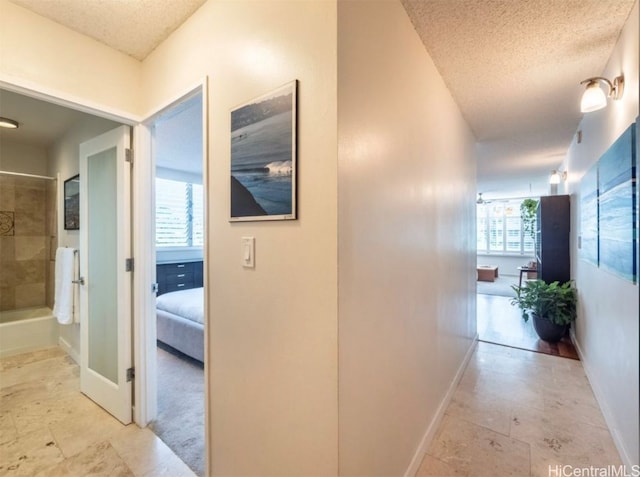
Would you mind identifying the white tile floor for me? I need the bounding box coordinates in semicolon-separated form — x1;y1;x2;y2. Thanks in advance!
0;347;195;477
417;341;622;477
1;343;623;477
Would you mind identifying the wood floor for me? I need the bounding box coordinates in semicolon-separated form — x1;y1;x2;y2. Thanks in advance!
477;293;579;360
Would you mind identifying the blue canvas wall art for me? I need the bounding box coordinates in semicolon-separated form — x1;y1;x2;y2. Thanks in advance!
597;123;636;282
580;163;599;266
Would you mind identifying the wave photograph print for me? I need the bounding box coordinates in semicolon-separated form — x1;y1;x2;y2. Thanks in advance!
230;80;297;221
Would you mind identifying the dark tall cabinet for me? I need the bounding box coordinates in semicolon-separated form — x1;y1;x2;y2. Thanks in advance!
536;195;570;284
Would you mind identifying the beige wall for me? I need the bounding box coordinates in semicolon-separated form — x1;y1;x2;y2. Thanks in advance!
0;1;141;117
337;2;477;475
142;1;339;475
0;141;48;176
566;0;639;466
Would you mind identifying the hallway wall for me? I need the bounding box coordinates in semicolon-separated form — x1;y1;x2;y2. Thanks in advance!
565;0;639;466
337;2;477;475
141;1;339;475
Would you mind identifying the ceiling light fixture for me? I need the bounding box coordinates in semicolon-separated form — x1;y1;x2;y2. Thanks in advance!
549;170;567;185
580;75;624;113
476;193;485;204
0;117;19;129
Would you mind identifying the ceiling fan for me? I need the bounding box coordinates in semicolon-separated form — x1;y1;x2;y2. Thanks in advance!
476;193;491;204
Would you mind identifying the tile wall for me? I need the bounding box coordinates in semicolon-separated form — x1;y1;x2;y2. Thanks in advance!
0;175;57;311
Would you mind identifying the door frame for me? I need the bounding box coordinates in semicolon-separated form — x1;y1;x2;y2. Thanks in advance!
0;77;210;459
134;78;209;429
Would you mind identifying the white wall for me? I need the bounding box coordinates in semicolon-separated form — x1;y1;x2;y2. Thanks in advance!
337;2;477;475
47;116;122;361
0;2;142;117
565;0;639;466
0;141;48;175
142;1;339;475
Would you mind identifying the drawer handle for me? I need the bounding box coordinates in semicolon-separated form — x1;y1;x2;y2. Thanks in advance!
177;274;185;278
177;283;185;287
177;264;186;268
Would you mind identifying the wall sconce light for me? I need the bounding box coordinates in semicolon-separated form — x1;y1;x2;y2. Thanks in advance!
580;75;624;113
0;117;19;129
549;170;567;185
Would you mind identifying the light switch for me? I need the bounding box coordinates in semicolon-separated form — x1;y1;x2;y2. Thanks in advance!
242;237;255;268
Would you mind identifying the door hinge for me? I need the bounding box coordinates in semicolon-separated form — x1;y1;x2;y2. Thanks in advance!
125;258;134;272
126;367;135;382
125;148;133;164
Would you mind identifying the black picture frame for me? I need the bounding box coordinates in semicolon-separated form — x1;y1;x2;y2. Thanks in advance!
64;174;80;230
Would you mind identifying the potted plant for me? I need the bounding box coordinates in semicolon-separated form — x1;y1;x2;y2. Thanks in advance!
520;198;539;277
510;280;577;342
520;198;538;244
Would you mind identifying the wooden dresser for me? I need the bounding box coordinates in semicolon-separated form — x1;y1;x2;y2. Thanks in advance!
536;195;570;284
156;261;203;295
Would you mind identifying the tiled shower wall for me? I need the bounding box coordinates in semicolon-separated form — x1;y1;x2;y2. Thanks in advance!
0;175;57;311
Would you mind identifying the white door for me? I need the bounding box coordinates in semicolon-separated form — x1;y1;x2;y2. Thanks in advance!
79;125;133;424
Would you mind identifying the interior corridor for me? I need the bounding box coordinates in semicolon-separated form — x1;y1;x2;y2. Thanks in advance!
417;341;621;476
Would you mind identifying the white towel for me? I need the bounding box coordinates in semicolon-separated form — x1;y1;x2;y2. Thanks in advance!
53;247;75;325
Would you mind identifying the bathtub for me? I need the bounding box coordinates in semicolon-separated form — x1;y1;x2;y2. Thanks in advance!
0;307;58;358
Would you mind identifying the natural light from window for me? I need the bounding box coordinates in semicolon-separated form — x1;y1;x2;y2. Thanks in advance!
156;177;204;248
477;198;535;254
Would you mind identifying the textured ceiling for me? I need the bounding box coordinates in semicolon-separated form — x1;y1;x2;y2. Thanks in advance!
3;0;635;198
0;89;115;147
7;0;207;60
402;0;635;198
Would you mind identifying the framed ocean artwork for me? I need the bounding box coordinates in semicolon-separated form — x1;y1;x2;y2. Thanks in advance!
580;163;599;266
229;81;297;222
597;123;636;282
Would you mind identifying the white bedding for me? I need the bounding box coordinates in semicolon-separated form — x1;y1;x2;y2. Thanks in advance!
156;287;204;325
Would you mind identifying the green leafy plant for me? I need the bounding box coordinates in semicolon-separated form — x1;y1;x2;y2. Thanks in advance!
520;198;539;243
511;280;577;325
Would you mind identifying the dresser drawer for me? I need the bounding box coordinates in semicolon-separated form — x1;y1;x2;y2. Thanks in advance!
156;261;203;296
160;262;193;273
165;271;194;284
159;281;193;294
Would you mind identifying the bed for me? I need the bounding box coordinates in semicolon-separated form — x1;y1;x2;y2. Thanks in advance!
156;287;204;362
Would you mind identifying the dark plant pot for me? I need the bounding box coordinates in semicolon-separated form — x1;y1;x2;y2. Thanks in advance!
532;313;567;342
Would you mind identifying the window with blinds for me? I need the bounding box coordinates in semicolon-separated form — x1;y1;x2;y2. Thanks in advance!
477;198;536;254
156;178;204;247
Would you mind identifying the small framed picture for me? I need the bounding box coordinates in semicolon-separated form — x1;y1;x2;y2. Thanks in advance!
64;174;80;230
230;80;297;221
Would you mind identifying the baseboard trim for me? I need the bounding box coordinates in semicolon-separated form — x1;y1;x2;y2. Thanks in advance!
58;336;79;364
571;330;634;468
404;334;479;477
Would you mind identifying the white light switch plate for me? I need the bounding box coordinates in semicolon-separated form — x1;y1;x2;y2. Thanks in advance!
242;237;255;268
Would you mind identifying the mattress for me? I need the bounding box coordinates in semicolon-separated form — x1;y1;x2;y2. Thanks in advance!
155;287;204;325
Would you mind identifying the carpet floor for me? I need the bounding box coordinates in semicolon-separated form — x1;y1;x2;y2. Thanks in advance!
150;342;205;477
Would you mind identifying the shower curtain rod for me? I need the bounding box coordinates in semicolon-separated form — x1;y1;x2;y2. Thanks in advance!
0;170;56;180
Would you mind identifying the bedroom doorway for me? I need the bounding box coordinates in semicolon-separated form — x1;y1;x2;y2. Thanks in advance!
147;88;207;477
